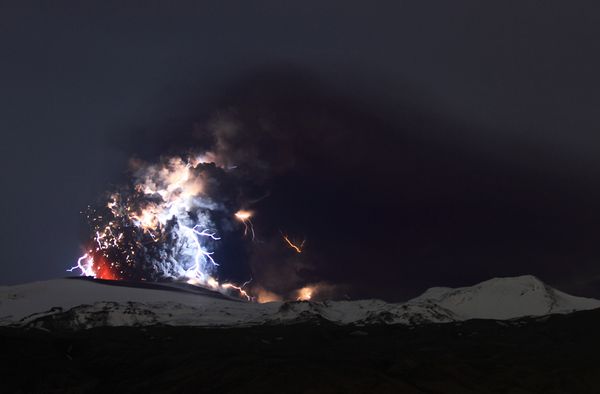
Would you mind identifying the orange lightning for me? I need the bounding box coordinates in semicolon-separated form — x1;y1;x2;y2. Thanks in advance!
222;282;252;301
282;234;305;253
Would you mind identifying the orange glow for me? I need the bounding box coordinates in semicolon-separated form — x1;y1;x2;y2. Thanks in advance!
234;210;252;221
234;210;255;239
129;205;160;232
256;288;282;303
296;286;314;301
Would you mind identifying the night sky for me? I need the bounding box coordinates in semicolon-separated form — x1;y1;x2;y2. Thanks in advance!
2;1;600;301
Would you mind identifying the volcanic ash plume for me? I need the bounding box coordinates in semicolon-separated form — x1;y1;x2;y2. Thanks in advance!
68;101;351;302
69;154;249;297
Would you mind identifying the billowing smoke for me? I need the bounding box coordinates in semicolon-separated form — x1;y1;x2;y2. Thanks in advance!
69;107;328;300
70;153;252;295
70;75;372;301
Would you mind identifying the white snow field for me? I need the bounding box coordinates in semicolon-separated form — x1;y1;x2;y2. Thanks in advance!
1;275;598;329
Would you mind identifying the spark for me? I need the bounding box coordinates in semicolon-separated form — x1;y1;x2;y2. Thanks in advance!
235;210;255;240
282;234;305;253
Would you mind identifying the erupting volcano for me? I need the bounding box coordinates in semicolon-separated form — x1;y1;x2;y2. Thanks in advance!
68;154;253;298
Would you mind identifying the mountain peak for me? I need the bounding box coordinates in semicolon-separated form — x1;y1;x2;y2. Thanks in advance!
410;275;600;320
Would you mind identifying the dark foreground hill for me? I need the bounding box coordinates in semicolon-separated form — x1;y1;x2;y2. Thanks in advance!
2;307;600;394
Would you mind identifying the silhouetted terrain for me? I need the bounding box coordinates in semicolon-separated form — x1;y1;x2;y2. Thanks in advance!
2;308;600;393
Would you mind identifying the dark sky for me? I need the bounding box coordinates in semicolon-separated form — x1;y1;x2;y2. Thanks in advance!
2;1;600;301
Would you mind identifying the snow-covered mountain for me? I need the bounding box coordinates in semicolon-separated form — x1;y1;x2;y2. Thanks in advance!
1;275;598;329
407;275;600;320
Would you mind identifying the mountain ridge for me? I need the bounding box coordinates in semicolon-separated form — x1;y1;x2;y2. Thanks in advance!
2;275;598;329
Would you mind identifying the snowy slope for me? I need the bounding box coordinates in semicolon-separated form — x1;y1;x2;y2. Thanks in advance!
0;279;278;328
408;275;600;320
0;278;456;328
1;275;598;329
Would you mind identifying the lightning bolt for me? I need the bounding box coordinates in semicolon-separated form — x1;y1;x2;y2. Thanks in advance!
67;253;95;277
222;278;252;301
181;225;221;282
282;234;305;253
